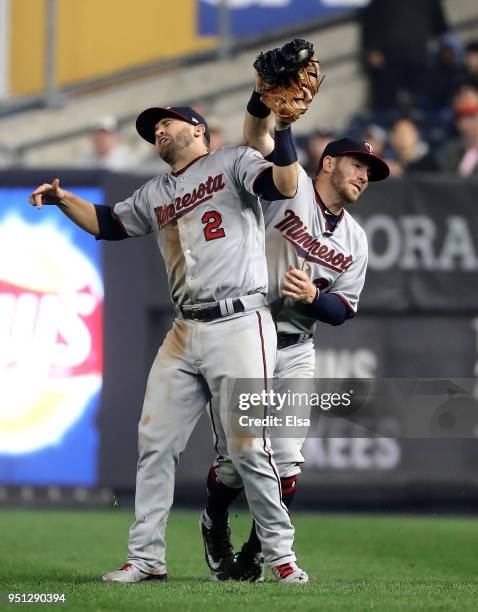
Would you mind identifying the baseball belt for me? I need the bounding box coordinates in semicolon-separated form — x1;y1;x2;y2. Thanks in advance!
179;293;266;322
277;332;313;350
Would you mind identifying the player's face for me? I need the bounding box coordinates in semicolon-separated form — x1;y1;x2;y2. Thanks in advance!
330;156;370;204
154;118;195;164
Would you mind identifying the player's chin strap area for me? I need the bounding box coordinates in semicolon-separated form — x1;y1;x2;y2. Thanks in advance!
179;293;266;322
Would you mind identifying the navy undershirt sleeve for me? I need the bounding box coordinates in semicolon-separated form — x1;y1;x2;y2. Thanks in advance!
300;291;352;326
254;168;289;200
95;205;128;241
254;129;297;200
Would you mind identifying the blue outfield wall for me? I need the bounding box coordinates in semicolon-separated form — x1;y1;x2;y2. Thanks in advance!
197;0;365;37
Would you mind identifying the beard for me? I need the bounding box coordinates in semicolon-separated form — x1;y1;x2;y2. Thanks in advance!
157;126;194;165
330;164;360;204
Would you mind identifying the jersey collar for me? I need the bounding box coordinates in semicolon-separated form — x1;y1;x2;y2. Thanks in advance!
171;153;209;177
313;183;345;236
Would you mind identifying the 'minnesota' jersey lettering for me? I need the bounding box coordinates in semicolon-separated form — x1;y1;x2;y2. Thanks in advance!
112;146;272;306
262;166;368;335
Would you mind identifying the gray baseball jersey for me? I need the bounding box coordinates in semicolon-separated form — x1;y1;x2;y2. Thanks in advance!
112;146;271;305
262;165;368;335
213;165;368;490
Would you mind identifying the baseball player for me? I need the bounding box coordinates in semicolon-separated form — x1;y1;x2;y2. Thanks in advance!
29;105;310;584
199;88;390;582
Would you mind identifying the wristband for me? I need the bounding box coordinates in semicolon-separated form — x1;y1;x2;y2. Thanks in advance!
273;126;298;167
247;90;271;118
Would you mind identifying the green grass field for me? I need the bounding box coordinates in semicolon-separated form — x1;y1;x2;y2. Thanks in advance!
1;509;477;611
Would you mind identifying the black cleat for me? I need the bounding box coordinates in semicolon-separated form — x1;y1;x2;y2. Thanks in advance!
199;510;235;581
231;540;264;582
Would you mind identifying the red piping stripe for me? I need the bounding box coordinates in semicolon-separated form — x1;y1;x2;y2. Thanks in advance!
313;184;345;231
256;311;288;514
208;400;219;454
171;153;209;176
333;291;356;315
112;207;129;236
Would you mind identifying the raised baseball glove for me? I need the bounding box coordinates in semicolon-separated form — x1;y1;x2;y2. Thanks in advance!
253;39;324;123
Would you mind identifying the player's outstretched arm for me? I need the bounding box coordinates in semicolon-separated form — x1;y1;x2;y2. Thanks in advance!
29;178;100;236
271;118;298;198
252;118;299;199
246;76;314;198
243;76;275;158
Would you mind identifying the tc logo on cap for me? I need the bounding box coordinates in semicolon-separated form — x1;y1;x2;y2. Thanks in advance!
364;142;374;153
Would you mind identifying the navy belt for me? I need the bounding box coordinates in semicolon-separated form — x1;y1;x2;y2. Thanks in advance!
180;299;245;322
277;333;313;350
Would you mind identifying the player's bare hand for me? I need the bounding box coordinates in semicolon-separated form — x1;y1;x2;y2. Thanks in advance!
29;178;67;209
294;86;313;109
254;71;265;94
281;265;317;304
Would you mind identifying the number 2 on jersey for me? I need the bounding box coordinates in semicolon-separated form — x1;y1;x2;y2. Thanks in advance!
202;210;226;241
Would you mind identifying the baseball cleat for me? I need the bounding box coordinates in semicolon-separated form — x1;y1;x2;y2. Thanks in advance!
101;562;167;583
272;561;309;584
230;540;264;582
199;509;235;580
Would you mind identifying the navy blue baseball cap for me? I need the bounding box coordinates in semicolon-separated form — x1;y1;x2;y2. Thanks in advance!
319;137;390;181
136;106;210;143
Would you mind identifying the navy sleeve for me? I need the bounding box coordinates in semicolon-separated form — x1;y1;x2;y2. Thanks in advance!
300;291;353;326
95;205;129;241
254;128;297;199
254;167;292;200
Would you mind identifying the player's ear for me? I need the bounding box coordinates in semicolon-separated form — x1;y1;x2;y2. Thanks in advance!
194;124;206;140
322;155;335;173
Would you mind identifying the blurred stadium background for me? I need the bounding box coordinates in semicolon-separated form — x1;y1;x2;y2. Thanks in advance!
1;0;478;517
